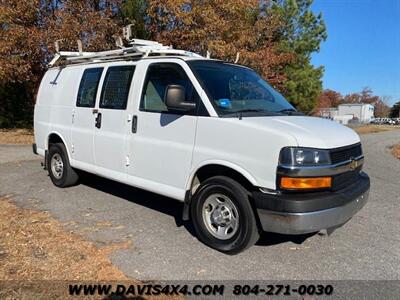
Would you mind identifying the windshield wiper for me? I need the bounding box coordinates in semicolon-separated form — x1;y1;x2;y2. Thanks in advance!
277;108;303;116
234;109;264;113
232;109;264;120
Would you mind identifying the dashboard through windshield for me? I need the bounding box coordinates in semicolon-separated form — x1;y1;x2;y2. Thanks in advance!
188;60;296;117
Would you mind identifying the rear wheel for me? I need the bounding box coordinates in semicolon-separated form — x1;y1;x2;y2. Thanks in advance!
47;143;79;187
191;176;260;254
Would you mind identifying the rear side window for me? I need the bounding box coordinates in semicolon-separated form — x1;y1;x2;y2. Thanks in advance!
100;66;135;109
76;68;103;107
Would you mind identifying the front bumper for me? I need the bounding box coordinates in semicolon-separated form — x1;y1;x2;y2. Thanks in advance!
253;172;370;235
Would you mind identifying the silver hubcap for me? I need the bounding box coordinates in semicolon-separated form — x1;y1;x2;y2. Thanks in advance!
202;193;239;240
50;153;64;180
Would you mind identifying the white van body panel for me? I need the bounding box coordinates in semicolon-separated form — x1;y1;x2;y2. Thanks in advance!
70;67;100;169
34;67;79;157
191;117;298;189
34;57;362;201
256;116;361;149
186;158;259;191
125;59;204;200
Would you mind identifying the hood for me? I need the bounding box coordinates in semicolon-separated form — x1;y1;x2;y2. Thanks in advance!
238;116;360;149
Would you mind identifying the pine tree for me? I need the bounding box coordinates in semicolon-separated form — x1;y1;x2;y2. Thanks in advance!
119;0;148;39
390;101;400;118
270;0;327;113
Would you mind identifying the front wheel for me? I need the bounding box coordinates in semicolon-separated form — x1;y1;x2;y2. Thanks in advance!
190;176;260;254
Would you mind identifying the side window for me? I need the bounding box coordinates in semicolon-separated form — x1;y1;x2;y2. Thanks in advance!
140;63;200;114
100;66;135;109
76;68;103;107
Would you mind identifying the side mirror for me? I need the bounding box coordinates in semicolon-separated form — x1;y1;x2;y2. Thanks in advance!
164;85;196;111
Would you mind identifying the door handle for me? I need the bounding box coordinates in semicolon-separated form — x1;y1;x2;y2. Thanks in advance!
132;115;138;133
95;112;102;129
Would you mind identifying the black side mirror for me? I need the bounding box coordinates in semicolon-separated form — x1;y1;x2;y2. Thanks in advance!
164;84;196;111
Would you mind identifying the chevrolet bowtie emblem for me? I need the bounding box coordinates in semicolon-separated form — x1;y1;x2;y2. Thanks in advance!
350;158;358;170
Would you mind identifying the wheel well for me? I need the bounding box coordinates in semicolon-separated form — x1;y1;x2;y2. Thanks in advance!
48;133;63;148
182;164;260;222
190;164;255;195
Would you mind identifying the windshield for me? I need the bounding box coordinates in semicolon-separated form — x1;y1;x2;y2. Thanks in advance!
188;60;295;116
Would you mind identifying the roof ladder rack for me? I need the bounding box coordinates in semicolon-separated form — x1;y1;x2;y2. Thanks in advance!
48;26;204;67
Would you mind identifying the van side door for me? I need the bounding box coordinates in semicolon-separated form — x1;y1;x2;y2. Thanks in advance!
71;67;103;169
93;65;136;181
126;61;206;200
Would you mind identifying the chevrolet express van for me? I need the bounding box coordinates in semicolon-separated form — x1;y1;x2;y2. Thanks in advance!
33;40;370;254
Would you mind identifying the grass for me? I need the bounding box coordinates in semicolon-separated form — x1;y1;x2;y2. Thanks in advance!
0;196;183;300
351;124;400;135
0;195;180;299
0;195;130;298
0;128;34;144
0;195;131;281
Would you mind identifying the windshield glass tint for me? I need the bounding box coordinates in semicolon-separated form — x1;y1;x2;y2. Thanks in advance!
188;60;294;116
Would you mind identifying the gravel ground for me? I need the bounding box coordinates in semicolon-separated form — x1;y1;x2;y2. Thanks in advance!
0;130;399;280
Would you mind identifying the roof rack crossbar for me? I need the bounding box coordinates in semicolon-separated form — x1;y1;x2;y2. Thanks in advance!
48;37;204;67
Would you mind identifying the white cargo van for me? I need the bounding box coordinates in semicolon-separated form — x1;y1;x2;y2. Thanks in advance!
33;39;369;254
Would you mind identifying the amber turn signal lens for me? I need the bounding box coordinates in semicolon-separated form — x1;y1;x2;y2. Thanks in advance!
280;177;332;190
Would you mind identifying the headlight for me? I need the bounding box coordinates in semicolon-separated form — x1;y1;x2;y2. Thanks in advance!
279;147;331;166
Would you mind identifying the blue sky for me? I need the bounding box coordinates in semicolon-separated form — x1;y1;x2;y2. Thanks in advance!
311;0;400;105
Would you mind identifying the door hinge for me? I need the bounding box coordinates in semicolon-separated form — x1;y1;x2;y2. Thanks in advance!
71;144;74;153
125;155;130;166
72;110;75;123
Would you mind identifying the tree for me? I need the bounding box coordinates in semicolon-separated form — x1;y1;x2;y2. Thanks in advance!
342;87;379;104
0;0;121;127
390;101;400;118
119;0;148;38
147;0;294;87
313;87;392;118
342;88;390;118
374;97;391;118
1;0;328;127
146;0;327;113
270;0;327;113
312;89;342;115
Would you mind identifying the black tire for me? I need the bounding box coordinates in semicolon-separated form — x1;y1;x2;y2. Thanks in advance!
190;176;260;254
47;143;79;187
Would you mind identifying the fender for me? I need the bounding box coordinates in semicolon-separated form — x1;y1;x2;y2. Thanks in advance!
46;131;72;162
182;160;258;221
185;159;258;191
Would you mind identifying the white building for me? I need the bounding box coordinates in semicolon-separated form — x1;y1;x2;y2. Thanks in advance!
338;103;374;123
319;103;374;125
